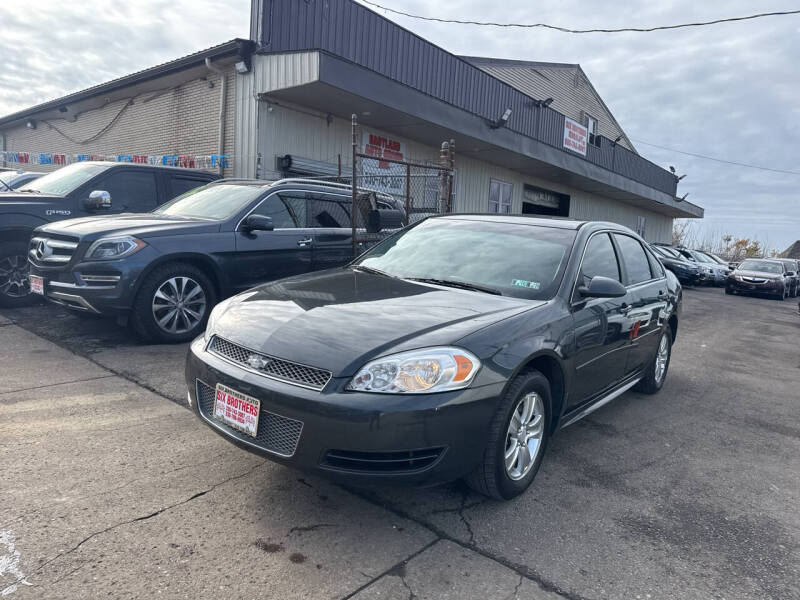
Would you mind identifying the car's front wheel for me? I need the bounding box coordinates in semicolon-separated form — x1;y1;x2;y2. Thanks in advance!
634;328;672;394
0;242;37;308
466;370;551;500
131;262;216;343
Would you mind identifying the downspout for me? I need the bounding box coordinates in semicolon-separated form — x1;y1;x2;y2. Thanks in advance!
205;58;227;176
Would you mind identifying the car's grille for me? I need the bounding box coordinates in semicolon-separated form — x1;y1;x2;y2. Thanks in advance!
742;277;767;284
208;336;332;391
322;448;445;473
29;235;79;265
196;380;303;457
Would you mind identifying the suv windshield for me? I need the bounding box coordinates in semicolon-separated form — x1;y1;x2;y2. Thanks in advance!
690;250;714;263
739;260;783;274
154;183;264;220
652;245;679;259
356;218;576;299
18;162;109;195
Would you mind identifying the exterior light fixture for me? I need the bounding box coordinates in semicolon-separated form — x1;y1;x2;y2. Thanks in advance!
541;97;553;107
489;108;512;129
235;60;250;74
26;119;36;130
613;135;623;144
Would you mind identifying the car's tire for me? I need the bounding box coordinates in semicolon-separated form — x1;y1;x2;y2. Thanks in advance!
634;328;672;395
0;242;37;308
466;370;551;500
130;262;216;344
724;287;733;295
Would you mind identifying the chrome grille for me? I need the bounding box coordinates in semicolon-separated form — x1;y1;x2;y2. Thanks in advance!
29;236;78;264
208;336;332;390
196;380;303;457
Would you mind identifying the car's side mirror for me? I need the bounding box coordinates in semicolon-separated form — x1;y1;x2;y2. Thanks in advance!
577;276;627;299
241;214;274;232
85;190;111;210
366;208;405;233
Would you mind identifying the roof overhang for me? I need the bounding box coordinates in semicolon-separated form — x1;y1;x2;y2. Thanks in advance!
261;51;702;219
0;39;255;130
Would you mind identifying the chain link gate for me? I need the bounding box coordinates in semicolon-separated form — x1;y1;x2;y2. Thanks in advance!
349;114;454;257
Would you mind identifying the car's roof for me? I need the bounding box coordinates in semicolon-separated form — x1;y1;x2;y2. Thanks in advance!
74;161;217;175
434;213;637;233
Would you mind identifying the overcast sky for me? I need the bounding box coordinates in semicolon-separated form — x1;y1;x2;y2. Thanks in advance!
1;0;798;250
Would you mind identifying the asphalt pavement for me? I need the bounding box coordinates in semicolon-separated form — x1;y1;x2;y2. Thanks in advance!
1;286;798;599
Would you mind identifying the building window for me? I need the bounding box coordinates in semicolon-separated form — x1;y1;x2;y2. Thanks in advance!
522;184;570;217
585;114;600;148
489;179;512;213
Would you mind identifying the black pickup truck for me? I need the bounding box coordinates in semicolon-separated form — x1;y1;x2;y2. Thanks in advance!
0;161;217;307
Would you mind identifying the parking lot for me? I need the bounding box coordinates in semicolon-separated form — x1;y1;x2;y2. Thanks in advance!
1;285;798;600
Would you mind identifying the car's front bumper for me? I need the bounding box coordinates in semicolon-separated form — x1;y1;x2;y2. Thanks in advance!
29;255;149;316
726;278;783;295
185;337;504;487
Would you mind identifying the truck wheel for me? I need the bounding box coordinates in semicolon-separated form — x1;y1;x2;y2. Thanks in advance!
0;242;37;308
466;370;551;500
130;262;216;344
634;328;672;395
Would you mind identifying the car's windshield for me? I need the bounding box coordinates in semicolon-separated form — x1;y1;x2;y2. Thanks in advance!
153;183;264;220
652;245;680;259
0;171;19;190
702;252;727;265
690;250;714;263
17;162;109;195
739;260;783;274
355;218;576;299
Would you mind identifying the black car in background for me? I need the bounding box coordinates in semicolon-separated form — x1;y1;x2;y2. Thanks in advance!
650;244;701;285
773;258;800;297
29;178;402;343
726;258;792;300
187;216;681;500
0;161;217;307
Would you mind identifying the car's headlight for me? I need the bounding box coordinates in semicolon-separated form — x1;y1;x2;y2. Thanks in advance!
347;347;480;394
734;275;743;281
85;236;146;260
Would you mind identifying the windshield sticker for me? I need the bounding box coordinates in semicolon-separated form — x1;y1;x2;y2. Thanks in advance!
512;279;541;290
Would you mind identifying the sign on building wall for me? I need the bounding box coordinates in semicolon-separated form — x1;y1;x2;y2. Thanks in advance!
563;118;588;156
361;131;407;195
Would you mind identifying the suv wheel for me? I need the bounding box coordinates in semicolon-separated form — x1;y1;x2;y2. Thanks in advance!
131;263;216;343
466;370;551;500
635;328;672;394
0;242;36;308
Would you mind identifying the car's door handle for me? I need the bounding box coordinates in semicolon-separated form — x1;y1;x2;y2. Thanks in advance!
658;289;664;296
297;238;313;247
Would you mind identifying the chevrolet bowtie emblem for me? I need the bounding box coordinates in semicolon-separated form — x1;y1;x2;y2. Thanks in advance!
246;354;268;370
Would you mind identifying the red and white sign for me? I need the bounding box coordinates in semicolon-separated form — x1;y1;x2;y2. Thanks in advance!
214;384;260;438
563;117;588;156
362;131;407;195
29;274;44;295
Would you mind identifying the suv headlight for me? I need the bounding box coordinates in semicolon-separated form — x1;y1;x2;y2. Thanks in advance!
347;347;480;394
85;236;146;260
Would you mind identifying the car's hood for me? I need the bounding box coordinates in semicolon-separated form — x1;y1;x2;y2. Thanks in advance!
735;269;781;280
663;258;697;269
0;192;63;205
211;268;542;377
36;213;220;240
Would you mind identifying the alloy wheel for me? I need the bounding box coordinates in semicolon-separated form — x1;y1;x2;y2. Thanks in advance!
0;254;30;298
151;276;207;334
655;333;669;384
504;392;545;481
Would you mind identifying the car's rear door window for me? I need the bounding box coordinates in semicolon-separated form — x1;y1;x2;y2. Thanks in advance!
614;234;653;285
307;194;351;228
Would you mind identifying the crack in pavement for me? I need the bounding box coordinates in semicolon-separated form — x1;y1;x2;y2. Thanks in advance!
0;375;117;397
287;523;336;537
343;486;592;600
5;461;266;592
339;538;438;600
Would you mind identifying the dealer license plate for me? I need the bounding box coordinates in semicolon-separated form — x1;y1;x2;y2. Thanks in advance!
214;383;260;438
29;274;44;295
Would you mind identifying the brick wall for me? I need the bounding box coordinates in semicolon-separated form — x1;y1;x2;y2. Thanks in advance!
1;65;236;177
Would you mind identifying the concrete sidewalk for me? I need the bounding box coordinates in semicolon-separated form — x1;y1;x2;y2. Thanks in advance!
0;322;559;599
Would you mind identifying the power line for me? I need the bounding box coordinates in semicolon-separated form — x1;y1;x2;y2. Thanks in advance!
358;1;800;34
631;139;800;176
